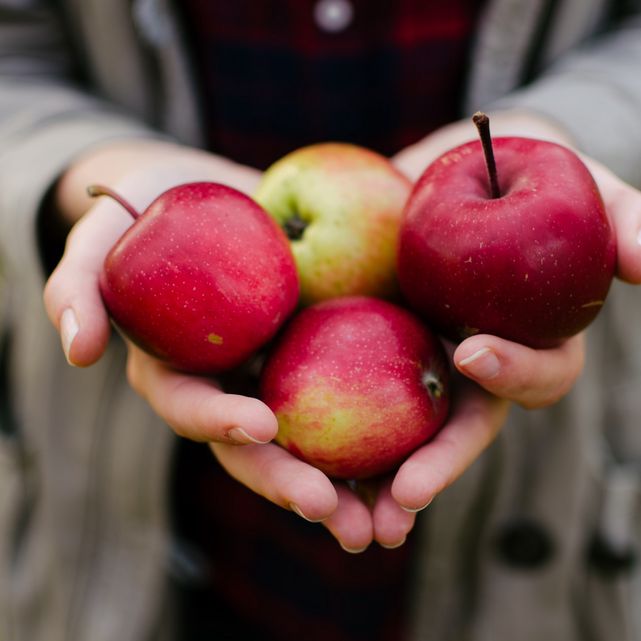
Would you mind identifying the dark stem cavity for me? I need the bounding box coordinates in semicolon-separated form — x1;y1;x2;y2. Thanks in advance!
283;212;308;241
472;111;501;199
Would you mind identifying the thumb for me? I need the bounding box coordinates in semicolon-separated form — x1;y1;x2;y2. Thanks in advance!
584;159;641;284
43;201;133;366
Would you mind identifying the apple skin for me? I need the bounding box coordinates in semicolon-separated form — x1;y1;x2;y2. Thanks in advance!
259;296;450;480
254;143;412;306
397;137;617;348
100;182;299;374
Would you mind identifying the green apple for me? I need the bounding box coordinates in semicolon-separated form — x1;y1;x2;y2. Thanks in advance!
255;143;412;306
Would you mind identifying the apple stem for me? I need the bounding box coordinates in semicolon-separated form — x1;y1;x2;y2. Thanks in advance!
87;184;141;219
283;212;308;241
472;112;501;199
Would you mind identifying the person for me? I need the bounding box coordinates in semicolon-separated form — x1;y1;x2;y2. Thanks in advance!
1;1;641;640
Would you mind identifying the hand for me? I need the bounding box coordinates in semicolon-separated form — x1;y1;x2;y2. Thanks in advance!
394;109;641;408
42;138;509;552
100;327;510;553
210;375;509;551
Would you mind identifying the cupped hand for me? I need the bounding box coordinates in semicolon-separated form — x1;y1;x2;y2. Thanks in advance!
351;113;641;546
210;374;509;551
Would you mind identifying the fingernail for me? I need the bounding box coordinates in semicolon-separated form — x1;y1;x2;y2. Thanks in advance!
289;503;325;523
60;308;79;365
227;427;271;445
339;542;369;554
401;497;433;513
380;537;407;550
637;228;641;246
457;347;500;380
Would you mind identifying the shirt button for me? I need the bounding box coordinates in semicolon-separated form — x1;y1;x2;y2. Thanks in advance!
587;533;637;578
314;0;354;33
494;517;555;569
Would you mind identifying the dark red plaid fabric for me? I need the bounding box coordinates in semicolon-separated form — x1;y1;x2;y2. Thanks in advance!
171;2;485;639
176;0;487;169
171;439;418;641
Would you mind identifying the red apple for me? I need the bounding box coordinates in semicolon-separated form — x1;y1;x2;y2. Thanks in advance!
398;113;616;348
255;143;412;306
93;182;299;374
260;296;450;480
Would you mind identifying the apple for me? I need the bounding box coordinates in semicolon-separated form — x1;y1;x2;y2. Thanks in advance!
254;143;412;306
259;296;450;480
91;182;299;374
397;112;616;348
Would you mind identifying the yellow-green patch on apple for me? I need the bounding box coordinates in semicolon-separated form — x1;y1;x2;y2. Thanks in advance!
255;143;412;306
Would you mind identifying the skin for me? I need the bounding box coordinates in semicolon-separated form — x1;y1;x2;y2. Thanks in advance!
44;110;641;551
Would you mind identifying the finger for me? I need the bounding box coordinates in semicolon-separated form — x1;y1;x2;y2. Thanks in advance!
43;202;133;366
211;441;338;523
322;483;375;553
126;345;278;444
453;333;584;409
606;179;641;284
585;160;641;284
371;481;416;549
392;384;509;511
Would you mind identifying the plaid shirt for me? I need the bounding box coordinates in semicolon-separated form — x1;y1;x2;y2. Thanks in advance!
172;2;485;639
176;0;486;169
172;439;417;641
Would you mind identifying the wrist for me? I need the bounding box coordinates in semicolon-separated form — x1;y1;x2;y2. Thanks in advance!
54;139;262;226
